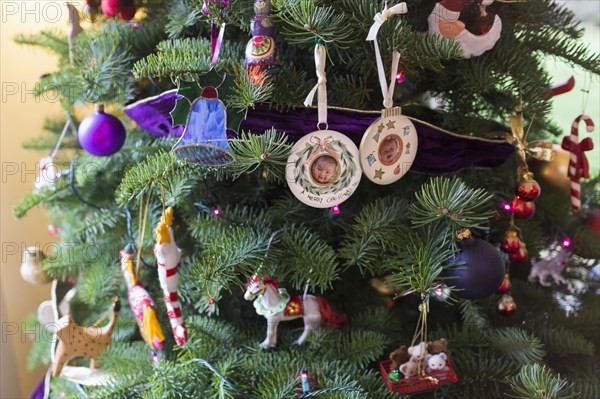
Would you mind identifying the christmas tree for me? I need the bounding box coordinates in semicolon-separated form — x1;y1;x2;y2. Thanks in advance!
15;0;600;398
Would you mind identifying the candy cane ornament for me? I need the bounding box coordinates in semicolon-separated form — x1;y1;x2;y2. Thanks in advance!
154;207;188;347
562;115;595;212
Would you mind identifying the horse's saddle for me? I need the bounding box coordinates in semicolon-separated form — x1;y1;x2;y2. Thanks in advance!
254;288;304;317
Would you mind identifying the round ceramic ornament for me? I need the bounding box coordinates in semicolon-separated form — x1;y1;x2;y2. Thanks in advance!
286;130;361;208
360;107;418;184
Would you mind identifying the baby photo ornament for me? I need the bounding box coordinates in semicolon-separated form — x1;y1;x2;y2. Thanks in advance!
286;130;361;208
359;107;418;184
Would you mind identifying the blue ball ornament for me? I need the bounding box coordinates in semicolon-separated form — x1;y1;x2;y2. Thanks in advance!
441;237;505;299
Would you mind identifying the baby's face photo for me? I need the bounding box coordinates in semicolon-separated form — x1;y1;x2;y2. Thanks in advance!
378;135;402;166
311;155;339;185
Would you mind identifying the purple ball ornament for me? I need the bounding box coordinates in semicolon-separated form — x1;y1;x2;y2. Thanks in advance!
441;237;505;300
78;104;126;156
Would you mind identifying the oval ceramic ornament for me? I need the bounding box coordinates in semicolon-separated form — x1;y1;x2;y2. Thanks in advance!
286;130;361;208
359;107;418;184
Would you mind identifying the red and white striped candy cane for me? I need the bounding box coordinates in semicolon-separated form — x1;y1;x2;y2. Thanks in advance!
154;208;188;347
565;115;595;212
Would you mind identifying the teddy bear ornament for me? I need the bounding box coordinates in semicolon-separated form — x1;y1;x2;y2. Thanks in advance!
381;338;458;394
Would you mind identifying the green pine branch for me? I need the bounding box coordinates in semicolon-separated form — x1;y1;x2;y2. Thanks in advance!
508;363;578;399
488;328;545;365
13;29;69;60
410;176;494;233
225;62;275;110
275;0;353;46
459;299;490;329
279;226;340;292
227;130;291;183
386;225;456;295
115;150;199;204
13;179;71;219
537;327;595;357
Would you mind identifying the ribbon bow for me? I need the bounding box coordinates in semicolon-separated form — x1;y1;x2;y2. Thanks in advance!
366;3;407;109
366;3;408;41
304;44;328;127
508;113;555;173
561;136;594;179
306;136;339;164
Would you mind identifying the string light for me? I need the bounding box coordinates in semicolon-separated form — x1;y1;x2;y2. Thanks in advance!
501;202;513;212
395;72;405;84
331;205;341;215
562;238;571;248
249;66;267;85
212;208;221;217
301;370;311;393
151;351;160;363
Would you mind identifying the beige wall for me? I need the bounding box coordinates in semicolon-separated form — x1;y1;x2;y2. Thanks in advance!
1;3;68;398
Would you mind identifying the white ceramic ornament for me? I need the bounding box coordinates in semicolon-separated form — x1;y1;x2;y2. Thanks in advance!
286;130;361;208
427;0;502;58
359;108;417;184
21;247;51;285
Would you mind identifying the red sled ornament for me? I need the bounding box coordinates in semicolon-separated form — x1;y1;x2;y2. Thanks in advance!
380;359;458;394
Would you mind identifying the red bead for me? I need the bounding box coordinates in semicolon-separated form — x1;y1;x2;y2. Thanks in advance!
119;4;136;20
497;294;516;316
516;176;541;202
101;0;120;17
496;274;511;294
509;244;528;264
208;298;215;305
501;231;521;253
512;197;535;219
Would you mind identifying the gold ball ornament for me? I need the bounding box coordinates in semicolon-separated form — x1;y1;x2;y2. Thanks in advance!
528;144;570;192
20;247;51;285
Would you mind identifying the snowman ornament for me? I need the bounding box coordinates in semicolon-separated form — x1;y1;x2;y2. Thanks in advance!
428;0;502;58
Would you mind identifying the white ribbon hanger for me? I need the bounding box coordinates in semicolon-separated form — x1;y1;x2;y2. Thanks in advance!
304;43;328;129
366;2;407;109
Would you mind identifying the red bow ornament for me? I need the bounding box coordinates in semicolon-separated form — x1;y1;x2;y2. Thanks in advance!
561;136;594;179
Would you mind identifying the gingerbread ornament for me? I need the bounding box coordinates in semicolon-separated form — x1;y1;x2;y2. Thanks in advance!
53;298;120;378
428;0;502;58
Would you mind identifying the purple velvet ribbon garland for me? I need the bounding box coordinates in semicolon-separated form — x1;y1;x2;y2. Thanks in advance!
235;105;515;174
29;375;45;399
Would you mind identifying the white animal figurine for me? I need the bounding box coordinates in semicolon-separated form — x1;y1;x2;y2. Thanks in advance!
35;156;60;190
426;353;448;373
529;246;569;287
399;342;427;379
244;275;346;349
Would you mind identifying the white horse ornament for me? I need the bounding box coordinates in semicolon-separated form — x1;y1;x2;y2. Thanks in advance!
244;275;347;349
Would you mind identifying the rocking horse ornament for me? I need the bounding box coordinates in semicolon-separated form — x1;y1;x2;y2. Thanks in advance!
244;275;347;349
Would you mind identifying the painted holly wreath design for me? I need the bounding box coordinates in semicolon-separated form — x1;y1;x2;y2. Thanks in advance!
292;135;358;196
